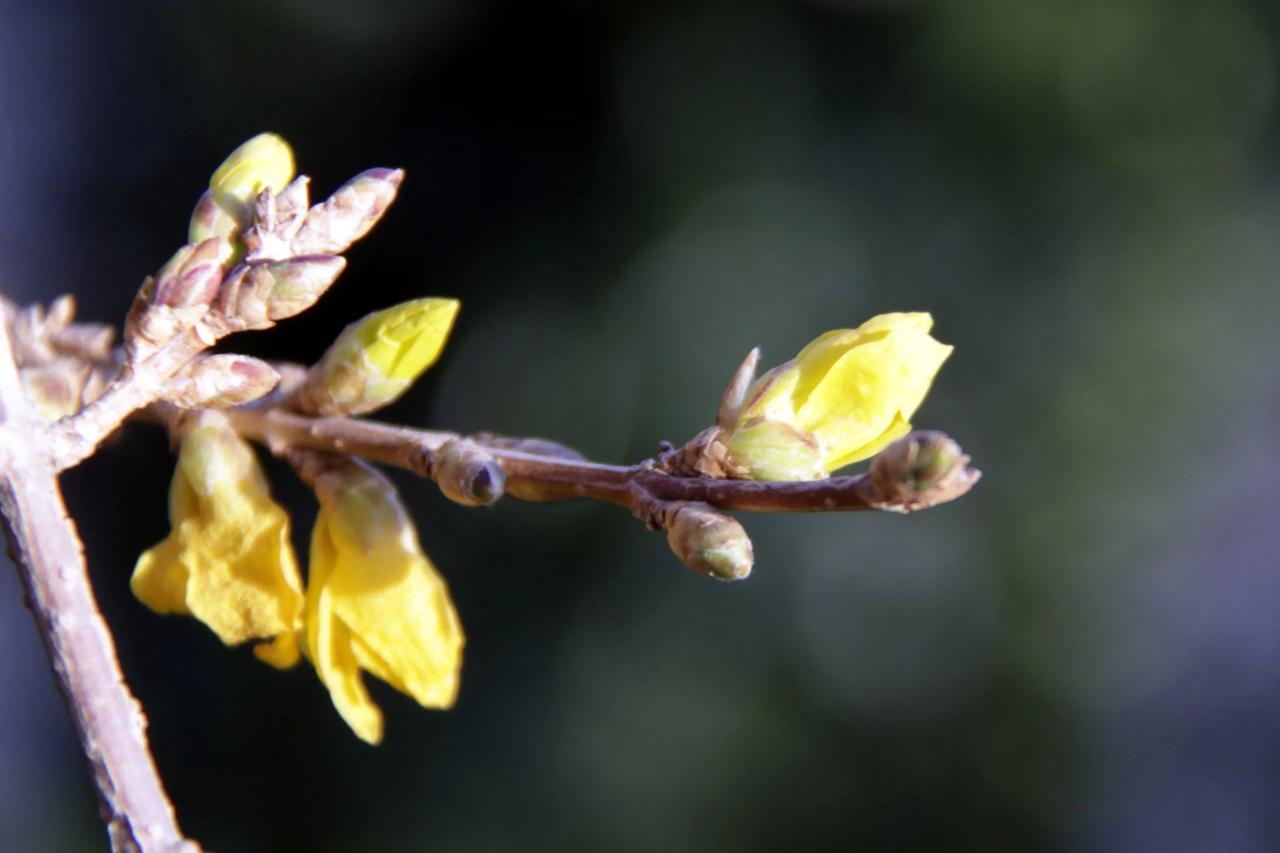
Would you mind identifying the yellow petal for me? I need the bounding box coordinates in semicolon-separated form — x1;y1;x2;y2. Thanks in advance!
302;461;464;743
821;411;913;472
131;413;304;649
307;526;384;744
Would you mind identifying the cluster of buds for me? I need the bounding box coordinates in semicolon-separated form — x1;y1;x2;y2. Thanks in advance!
123;133;405;406
2;295;115;420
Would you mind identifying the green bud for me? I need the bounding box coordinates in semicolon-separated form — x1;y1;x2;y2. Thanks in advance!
664;502;754;581
869;430;981;510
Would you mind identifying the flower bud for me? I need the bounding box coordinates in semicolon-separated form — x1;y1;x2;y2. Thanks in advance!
664;502;754;581
869;430;981;511
190;133;295;247
296;298;459;416
209;133;294;211
215;255;347;331
430;438;505;507
721;313;953;480
291;168;405;255
167;354;281;409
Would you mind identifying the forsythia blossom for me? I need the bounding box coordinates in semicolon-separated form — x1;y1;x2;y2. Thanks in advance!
725;312;953;480
305;459;464;744
298;298;460;416
132;412;304;662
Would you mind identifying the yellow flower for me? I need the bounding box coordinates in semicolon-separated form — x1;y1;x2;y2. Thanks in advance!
305;459;464;744
298;298;460;416
726;312;953;480
131;412;304;663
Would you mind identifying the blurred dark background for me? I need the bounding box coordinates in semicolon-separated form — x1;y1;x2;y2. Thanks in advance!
3;0;1280;850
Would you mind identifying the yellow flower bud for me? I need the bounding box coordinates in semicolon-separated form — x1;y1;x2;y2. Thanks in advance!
209;132;295;209
190;133;295;244
297;298;460;416
131;412;304;662
726;312;953;480
306;460;464;744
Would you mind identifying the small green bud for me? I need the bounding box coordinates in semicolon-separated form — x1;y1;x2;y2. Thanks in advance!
430;438;506;507
295;298;459;416
664;502;754;581
869;430;981;511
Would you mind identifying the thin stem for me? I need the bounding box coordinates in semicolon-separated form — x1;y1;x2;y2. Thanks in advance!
0;315;197;853
223;406;901;513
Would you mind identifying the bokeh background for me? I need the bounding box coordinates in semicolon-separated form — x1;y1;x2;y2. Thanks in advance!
3;0;1280;850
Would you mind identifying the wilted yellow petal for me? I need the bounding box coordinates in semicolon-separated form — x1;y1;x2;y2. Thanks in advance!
131;412;304;657
302;460;464;744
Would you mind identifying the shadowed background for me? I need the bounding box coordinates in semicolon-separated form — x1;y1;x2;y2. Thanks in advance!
2;0;1280;850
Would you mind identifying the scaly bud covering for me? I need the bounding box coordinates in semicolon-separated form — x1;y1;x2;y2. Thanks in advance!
215;255;347;332
306;458;464;744
19;359;93;420
430;438;505;507
167;354;281;409
131;411;304;662
190;133;295;245
296;298;459;416
869;430;981;511
291;168;405;255
724;313;953;480
664;502;754;581
124;237;229;360
188;189;242;245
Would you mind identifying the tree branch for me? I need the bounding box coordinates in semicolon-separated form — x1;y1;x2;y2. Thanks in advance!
221;405;978;515
0;313;197;853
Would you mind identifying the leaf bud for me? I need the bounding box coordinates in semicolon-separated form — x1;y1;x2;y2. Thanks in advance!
429;438;506;507
291;168;405;255
664;502;754;581
869;430;981;511
215;255;347;332
166;354;281;409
